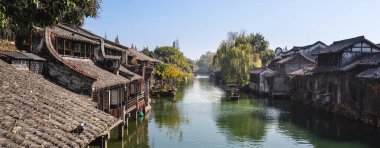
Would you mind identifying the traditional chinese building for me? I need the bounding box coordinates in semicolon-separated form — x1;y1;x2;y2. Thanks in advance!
22;24;157;121
266;53;315;97
0;59;121;147
275;41;327;60
0;51;45;74
356;66;380;127
249;67;273;94
290;36;380;126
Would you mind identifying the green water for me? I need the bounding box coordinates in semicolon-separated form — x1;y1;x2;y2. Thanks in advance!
109;76;380;148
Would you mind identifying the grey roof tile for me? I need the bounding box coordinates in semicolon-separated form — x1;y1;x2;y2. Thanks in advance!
63;57;130;89
0;60;119;147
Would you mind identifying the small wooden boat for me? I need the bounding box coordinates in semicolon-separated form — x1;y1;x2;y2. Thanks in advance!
226;84;240;100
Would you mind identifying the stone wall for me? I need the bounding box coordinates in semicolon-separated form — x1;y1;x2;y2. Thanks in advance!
290;67;380;127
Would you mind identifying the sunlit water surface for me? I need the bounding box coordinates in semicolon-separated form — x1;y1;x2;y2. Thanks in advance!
109;76;380;148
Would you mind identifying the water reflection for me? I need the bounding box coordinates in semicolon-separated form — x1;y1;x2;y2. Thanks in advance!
272;101;380;148
214;96;268;143
108;119;149;148
109;77;380;148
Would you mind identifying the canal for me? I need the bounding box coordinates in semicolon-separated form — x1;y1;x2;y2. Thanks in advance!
109;76;380;148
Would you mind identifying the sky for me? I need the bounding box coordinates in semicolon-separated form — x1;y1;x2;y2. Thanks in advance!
84;0;380;60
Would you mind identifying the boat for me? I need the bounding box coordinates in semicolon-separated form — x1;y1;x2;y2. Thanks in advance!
225;84;240;100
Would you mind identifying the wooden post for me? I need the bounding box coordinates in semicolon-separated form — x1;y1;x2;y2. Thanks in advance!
118;106;125;140
118;123;124;140
125;115;129;127
122;106;126;123
101;136;108;148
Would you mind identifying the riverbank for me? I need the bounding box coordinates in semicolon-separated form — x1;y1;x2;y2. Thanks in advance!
108;77;380;148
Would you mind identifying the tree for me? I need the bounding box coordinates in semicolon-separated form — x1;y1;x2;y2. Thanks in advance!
142;47;155;57
196;51;215;73
156;63;191;83
213;32;274;86
172;38;180;50
154;46;192;73
0;0;101;35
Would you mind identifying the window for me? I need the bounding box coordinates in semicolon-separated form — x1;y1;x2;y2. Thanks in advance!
90;45;94;58
110;89;119;105
80;44;86;58
64;41;71;55
56;39;64;55
130;84;136;95
119;88;125;102
85;44;90;58
20;60;28;65
74;43;81;57
102;91;110;111
106;48;111;55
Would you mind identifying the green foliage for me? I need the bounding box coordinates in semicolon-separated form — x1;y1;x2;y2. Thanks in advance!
213;32;274;86
0;0;101;35
196;51;215;73
156;63;191;83
142;47;155;58
261;49;275;65
154;46;192;73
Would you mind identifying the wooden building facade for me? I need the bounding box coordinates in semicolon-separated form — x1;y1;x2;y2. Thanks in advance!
25;24;158;121
249;68;273;94
266;53;315;97
0;51;45;74
289;36;380;127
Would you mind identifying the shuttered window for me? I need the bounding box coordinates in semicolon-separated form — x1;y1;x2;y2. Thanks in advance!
130;84;136;95
111;89;119;105
103;91;110;111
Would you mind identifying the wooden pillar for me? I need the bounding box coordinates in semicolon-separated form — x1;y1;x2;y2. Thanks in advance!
101;136;108;148
118;123;124;140
119;106;125;140
125;112;130;127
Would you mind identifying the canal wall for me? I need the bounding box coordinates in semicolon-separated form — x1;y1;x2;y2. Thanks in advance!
289;68;380;127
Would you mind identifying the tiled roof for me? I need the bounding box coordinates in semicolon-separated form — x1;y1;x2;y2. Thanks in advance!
52;24;126;52
265;71;279;78
250;67;272;74
128;48;159;63
119;65;143;81
50;25;99;45
313;36;379;55
55;24;158;62
0;51;46;61
314;53;380;73
18;52;45;61
0;51;31;60
356;66;380;79
278;53;315;64
284;41;327;54
63;57;130;89
289;66;316;76
339;53;380;71
0;60;119;147
250;68;265;74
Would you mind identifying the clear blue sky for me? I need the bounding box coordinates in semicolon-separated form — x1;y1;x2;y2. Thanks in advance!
84;0;380;60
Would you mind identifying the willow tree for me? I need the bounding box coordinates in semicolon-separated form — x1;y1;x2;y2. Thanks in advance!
213;32;273;86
